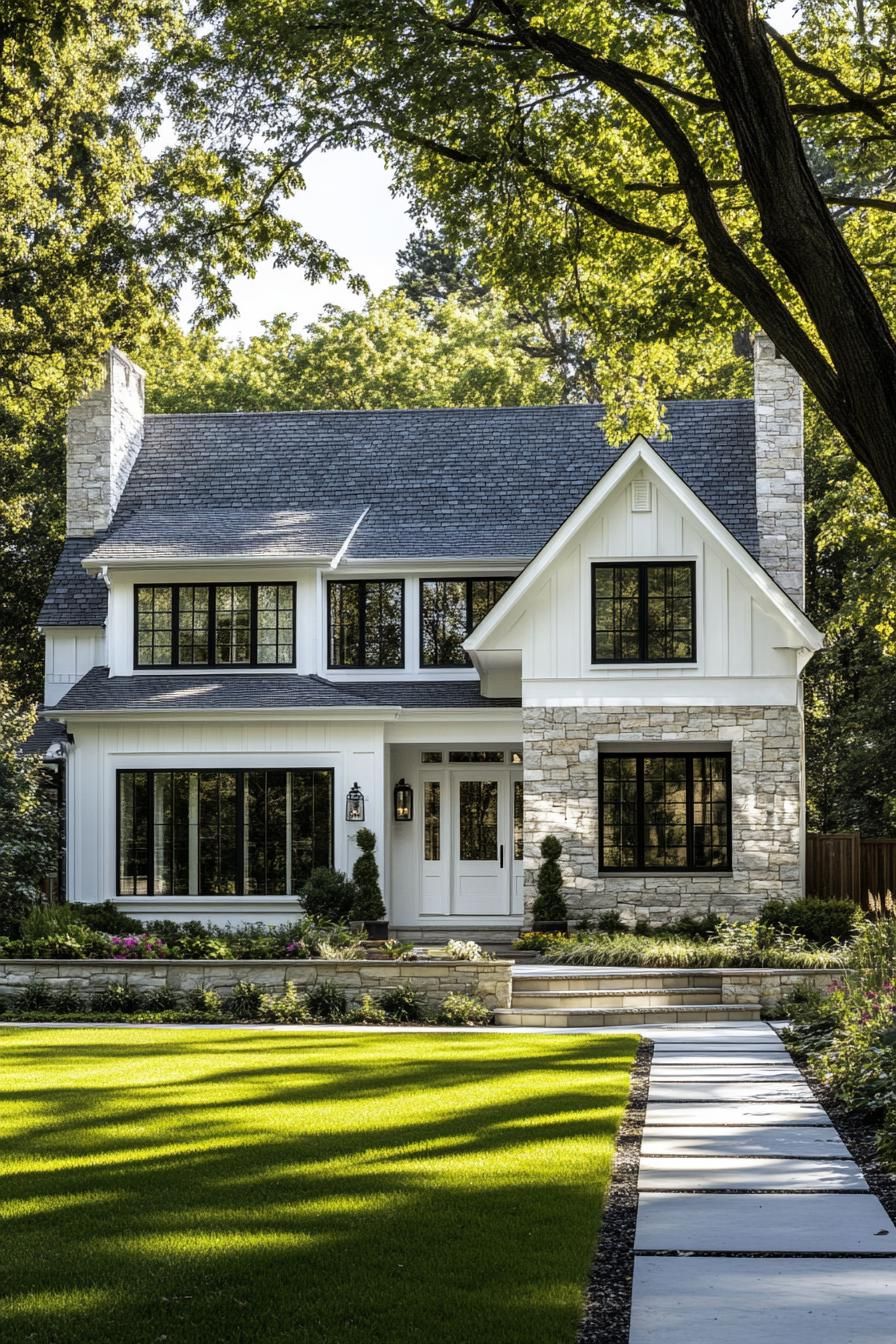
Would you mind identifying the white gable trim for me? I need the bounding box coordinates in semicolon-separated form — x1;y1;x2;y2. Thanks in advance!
464;436;823;654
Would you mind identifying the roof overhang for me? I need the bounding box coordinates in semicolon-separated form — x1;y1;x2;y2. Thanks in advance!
465;435;824;659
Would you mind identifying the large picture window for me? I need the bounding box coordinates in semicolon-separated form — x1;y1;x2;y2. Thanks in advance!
420;578;513;667
135;584;295;668
591;563;696;663
327;580;404;669
598;751;731;873
117;768;334;896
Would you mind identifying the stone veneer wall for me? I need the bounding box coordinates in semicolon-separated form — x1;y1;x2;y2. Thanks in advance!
0;958;513;1010
523;705;803;926
753;332;805;607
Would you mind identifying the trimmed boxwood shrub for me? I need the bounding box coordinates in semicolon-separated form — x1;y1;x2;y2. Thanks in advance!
760;897;859;946
350;828;386;922
532;835;567;923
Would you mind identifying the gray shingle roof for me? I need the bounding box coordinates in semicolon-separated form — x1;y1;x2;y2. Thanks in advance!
42;400;758;624
51;667;521;713
127;402;757;558
19;717;68;757
85;506;367;564
38;538;109;627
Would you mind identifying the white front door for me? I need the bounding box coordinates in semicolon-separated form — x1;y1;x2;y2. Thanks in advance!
451;771;512;915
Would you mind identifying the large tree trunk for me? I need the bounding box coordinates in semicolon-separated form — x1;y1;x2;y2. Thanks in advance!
686;0;896;511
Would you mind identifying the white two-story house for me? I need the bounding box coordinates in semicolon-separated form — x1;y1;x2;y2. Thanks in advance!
34;336;822;935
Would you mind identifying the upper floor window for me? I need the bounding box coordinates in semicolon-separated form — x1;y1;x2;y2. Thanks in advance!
591;562;696;663
420;578;513;667
135;583;295;668
328;580;404;669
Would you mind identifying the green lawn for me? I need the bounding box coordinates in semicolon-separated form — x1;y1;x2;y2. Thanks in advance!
0;1028;636;1344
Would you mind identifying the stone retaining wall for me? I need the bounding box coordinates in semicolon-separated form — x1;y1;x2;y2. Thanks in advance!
718;967;841;1014
0;958;513;1010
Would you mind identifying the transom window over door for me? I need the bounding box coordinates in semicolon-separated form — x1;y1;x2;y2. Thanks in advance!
599;751;731;872
420;578;513;667
591;563;696;663
328;580;404;669
135;583;295;668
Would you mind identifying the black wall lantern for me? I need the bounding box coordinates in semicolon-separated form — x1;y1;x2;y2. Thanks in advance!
393;778;414;822
345;782;365;823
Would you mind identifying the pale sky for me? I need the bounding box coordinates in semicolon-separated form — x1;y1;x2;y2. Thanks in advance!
216;1;799;342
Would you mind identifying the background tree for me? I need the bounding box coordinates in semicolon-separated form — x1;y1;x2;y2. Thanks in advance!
0;686;57;933
0;1;357;700
162;0;896;505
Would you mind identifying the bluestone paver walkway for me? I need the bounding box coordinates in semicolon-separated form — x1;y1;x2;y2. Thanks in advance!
628;1021;896;1343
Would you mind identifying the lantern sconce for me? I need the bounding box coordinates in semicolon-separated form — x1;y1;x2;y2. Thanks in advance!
393;778;414;822
345;782;365;823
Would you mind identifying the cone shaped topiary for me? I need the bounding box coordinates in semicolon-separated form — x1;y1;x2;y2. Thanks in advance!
532;834;567;923
349;828;386;921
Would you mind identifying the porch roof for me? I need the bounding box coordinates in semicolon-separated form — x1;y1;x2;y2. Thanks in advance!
48;667;521;715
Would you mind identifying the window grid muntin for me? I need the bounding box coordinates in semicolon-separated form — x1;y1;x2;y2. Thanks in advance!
116;767;334;896
591;562;696;664
327;579;404;669
419;577;513;668
134;583;296;669
136;586;173;667
598;751;731;873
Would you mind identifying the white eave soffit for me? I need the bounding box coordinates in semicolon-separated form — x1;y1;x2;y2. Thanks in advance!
464;435;824;655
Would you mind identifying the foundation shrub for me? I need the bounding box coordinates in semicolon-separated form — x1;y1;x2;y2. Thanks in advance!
184;986;222;1015
93;982;144;1013
224;980;264;1020
303;979;348;1022
347;993;388;1024
259;983;311;1024
145;986;181;1012
71;901;143;935
300;868;357;924
436;993;492;1026
378;985;427;1023
760;897;860;947
16;977;58;1012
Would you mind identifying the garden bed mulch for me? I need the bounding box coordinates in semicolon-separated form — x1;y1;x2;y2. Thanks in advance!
777;1028;896;1227
577;1037;652;1344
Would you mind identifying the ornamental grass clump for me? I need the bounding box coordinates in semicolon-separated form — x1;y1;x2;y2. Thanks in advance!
546;919;848;969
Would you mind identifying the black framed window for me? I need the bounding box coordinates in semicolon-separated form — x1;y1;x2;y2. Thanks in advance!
327;580;404;669
591;563;696;663
134;584;295;668
420;577;513;667
599;751;731;872
117;768;334;896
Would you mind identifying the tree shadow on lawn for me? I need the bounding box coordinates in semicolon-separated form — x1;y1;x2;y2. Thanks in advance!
0;1031;636;1344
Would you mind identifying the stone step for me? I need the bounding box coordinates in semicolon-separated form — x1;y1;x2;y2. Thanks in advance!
494;1003;762;1028
511;988;728;1010
514;972;725;994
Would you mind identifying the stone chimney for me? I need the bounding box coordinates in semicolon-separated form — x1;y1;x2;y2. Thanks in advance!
753;333;804;608
66;348;145;537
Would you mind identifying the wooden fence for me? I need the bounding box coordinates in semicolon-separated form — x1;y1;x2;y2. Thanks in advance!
806;832;896;909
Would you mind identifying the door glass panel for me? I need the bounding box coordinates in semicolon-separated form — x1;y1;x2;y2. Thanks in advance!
424;782;440;861
513;780;523;861
458;780;498;861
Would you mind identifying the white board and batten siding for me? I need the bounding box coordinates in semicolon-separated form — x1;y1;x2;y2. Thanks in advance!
477;458;812;708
